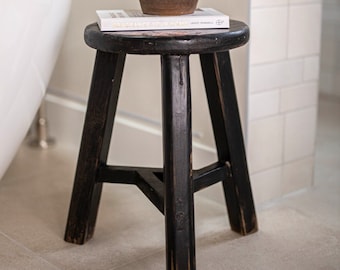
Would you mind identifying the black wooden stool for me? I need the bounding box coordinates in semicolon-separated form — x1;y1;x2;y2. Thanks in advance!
65;20;258;270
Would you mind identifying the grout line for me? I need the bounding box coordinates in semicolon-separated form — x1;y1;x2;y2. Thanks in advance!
248;103;318;123
250;53;320;68
110;247;165;270
252;1;322;10
250;153;316;176
255;186;312;212
0;231;62;270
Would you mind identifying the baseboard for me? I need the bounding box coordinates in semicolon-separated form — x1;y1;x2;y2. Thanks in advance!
44;91;226;204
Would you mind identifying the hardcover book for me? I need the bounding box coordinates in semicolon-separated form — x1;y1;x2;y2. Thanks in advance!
96;8;229;31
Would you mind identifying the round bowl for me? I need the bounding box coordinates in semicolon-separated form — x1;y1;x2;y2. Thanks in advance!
139;0;198;15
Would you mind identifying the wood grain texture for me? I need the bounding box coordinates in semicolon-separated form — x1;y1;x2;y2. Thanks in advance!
64;51;126;244
65;21;257;270
200;51;258;235
161;55;195;270
84;20;249;55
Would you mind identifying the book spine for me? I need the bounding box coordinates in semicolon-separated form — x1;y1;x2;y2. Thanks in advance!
98;16;229;31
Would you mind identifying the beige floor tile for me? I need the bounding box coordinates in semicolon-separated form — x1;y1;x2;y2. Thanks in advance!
0;144;233;269
0;96;339;269
114;207;340;270
0;232;60;270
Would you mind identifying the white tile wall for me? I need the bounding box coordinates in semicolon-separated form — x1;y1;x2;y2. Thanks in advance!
287;4;322;58
282;157;314;195
250;7;288;64
247;0;321;203
289;0;321;4
284;107;317;162
251;167;282;205
249;59;304;93
249;90;280;120
248;116;284;173
303;56;320;81
251;0;288;8
280;82;318;112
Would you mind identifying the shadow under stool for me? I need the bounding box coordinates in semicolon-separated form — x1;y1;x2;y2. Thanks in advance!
64;20;258;270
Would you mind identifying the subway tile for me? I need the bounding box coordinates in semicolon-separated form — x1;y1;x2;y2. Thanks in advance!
284;107;318;162
249;59;304;93
280;82;318;112
282;157;314;195
247;116;284;173
248;90;280;120
251;0;288;8
0;233;59;270
250;7;288;64
250;167;282;205
288;4;322;58
289;0;321;4
303;55;320;81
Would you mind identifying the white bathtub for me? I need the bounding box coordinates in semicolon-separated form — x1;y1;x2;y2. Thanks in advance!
0;0;71;180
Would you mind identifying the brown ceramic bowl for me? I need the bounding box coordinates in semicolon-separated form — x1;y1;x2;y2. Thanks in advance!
139;0;198;15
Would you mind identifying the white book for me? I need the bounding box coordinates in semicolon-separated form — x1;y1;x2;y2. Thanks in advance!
96;8;229;31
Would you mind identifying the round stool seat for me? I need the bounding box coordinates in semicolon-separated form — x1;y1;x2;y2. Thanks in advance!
84;20;249;55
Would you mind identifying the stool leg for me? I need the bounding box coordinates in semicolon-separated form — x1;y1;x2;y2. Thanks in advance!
64;51;126;244
200;52;258;235
161;55;196;270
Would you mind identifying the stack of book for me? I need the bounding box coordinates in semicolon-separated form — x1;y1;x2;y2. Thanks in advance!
96;8;229;31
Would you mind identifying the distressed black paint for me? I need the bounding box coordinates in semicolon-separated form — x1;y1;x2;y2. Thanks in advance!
65;21;257;270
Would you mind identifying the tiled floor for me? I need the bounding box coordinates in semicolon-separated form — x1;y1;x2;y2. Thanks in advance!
0;95;339;269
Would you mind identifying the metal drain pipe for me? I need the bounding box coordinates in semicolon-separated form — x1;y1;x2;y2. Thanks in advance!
29;100;55;149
